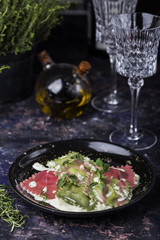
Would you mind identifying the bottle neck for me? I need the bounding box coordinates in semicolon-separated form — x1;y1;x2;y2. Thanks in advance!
37;50;55;70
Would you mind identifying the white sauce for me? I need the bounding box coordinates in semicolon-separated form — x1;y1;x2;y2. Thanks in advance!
33;162;49;171
94;203;111;211
135;174;140;185
46;197;112;212
29;181;37;188
90;166;96;172
76;173;84;181
43;187;47;193
55;165;60;171
111;166;125;172
117;196;126;202
46;197;85;212
106;191;112;198
121;178;126;182
26;188;113;212
93;177;100;183
84;157;90;162
47;161;56;167
80;164;84;170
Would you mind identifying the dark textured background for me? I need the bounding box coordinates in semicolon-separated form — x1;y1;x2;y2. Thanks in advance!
0;5;160;240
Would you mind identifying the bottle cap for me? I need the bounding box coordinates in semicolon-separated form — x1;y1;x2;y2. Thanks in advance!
77;61;91;75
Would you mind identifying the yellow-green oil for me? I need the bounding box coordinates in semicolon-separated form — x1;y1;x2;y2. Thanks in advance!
35;88;91;119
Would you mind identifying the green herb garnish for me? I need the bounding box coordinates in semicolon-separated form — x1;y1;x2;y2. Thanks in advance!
96;158;103;168
103;163;110;172
0;65;10;73
0;185;28;232
90;182;98;188
57;174;66;189
96;158;110;173
99;182;106;189
66;174;78;183
62;160;70;166
40;190;48;200
57;173;78;189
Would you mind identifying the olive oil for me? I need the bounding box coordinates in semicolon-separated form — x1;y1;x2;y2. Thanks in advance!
35;51;92;119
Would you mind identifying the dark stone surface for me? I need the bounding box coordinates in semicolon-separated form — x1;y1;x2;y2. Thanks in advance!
0;14;160;240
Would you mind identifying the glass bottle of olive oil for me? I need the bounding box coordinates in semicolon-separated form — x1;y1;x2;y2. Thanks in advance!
35;51;92;119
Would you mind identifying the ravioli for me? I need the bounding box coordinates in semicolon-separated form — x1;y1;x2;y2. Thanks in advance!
19;151;140;212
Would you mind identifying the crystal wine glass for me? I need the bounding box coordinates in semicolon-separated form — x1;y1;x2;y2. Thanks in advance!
91;0;138;113
109;13;160;150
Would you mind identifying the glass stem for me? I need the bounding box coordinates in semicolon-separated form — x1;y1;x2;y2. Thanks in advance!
107;54;119;105
127;78;144;141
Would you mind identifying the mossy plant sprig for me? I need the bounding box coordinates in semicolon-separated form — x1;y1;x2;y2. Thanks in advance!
0;0;70;55
0;185;28;232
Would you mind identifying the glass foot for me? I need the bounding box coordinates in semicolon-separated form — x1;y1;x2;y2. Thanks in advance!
91;92;130;113
109;128;157;151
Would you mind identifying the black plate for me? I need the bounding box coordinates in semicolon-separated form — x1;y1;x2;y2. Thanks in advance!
8;139;155;217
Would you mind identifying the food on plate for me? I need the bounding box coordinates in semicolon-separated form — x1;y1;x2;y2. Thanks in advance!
19;151;140;212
